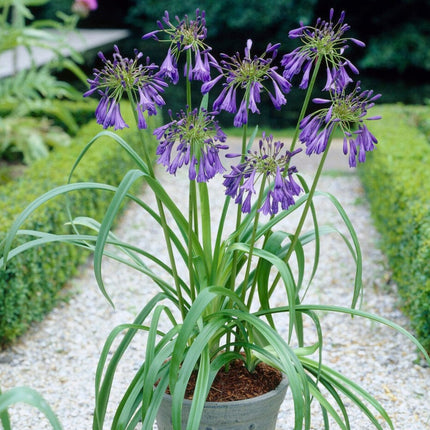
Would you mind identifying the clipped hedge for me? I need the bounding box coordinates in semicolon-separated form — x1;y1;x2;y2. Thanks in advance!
0;104;160;346
359;103;430;353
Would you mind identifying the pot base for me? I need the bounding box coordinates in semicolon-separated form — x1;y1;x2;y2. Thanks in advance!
156;374;289;430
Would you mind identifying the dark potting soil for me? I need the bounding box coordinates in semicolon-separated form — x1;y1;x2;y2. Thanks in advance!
170;359;283;402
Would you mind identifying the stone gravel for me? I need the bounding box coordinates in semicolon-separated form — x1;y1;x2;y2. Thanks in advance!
0;139;429;429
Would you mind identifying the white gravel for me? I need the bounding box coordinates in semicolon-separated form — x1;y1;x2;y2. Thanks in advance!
0;139;429;430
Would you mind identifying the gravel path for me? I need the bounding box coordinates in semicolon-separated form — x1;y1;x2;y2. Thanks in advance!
0;138;429;429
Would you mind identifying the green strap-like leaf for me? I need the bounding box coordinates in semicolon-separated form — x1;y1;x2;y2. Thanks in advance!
93;293;168;430
112;314;179;429
229;242;297;341
1;182;117;268
0;387;62;430
267;303;430;366
303;357;392;430
314;190;363;308
89;170;145;306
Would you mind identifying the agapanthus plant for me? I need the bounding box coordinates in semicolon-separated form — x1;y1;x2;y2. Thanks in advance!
1;7;429;430
155;107;227;181
281;8;364;91
142;9;215;83
83;45;167;129
202;39;291;126
300;81;381;166
224;133;302;215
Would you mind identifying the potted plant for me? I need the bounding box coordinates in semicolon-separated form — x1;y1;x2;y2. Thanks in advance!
1;7;429;430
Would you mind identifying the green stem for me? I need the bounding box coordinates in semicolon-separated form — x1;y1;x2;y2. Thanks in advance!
0;2;10;26
126;91;186;319
185;50;198;299
229;94;250;291
199;181;212;265
210;194;231;287
188;180;197;301
186;50;193;110
269;56;324;296
226;100;249;356
288;56;323;155
269;133;335;297
246;230;272;311
241;177;266;305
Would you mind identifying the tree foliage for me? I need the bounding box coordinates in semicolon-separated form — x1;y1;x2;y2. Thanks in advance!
128;0;430;74
315;0;430;73
128;0;318;54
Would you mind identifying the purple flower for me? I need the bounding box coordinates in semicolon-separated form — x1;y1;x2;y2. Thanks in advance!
234;99;248;128
84;46;167;129
281;8;365;91
191;48;212;82
103;100;128;130
142;9;216;83
204;40;291;127
322;63;355;91
213;85;237;114
154;108;228;182
223;133;302;215
159;48;179;84
299;82;382;167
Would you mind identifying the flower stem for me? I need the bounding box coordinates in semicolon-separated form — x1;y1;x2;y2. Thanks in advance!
242;177;266;305
126;91;187;319
188;180;197;300
269;56;323;297
288;56;323;155
186;50;193;111
270;132;334;297
229;94;250;292
186;50;198;299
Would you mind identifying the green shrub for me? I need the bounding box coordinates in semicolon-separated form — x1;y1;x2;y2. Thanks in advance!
0;99;99;136
359;103;430;353
0;103;160;346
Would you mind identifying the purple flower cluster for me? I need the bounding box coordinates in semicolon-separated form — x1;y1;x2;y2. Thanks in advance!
223;134;302;215
202;39;292;127
154;108;228;182
299;82;381;167
84;45;167;130
142;9;215;83
281;8;365;91
84;7;382;186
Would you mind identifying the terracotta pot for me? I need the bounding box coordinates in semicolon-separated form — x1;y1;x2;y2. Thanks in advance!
156;374;289;430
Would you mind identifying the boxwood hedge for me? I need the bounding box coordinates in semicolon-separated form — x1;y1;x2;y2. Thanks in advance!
0;103;160;346
359;103;430;353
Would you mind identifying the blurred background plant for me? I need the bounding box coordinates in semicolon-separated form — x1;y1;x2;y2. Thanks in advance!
23;0;430;129
0;116;71;164
0;0;90;168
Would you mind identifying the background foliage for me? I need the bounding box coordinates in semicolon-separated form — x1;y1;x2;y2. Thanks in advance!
0;103;160;346
34;0;430;110
126;0;430;105
0;0;88;164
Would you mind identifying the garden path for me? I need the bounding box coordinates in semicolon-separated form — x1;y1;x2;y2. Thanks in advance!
0;136;429;429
